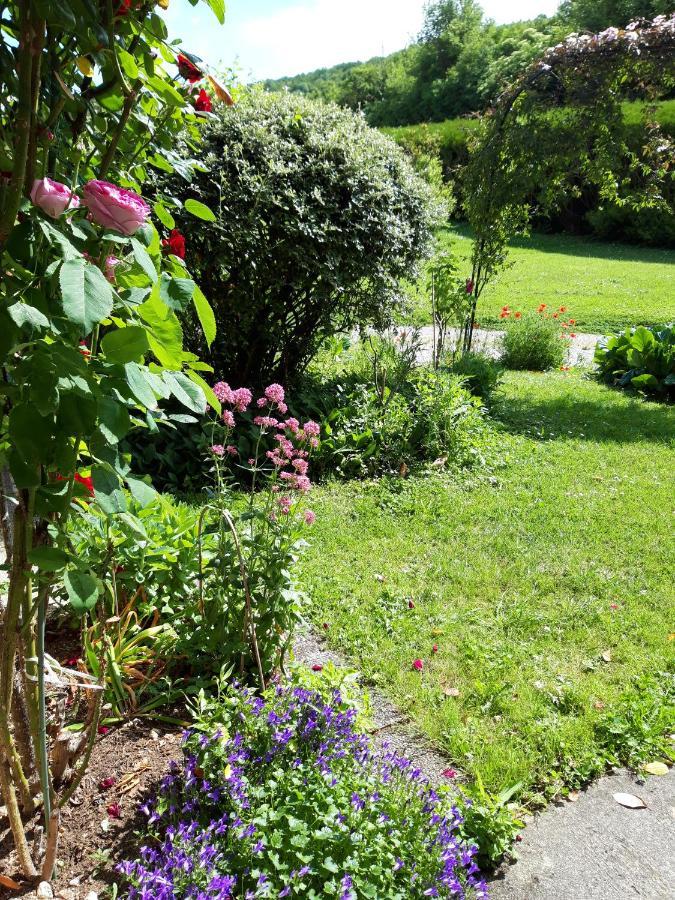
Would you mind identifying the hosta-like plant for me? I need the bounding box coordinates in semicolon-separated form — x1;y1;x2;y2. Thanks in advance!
594;325;675;398
0;0;227;880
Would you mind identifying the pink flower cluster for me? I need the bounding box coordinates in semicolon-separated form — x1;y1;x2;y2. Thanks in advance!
210;444;237;458
213;382;253;413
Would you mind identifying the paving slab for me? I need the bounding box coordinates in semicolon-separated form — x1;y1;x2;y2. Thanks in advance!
489;768;675;900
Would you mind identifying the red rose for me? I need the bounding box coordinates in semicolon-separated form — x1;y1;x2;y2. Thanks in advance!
177;54;202;84
194;89;212;113
75;473;94;495
162;228;186;259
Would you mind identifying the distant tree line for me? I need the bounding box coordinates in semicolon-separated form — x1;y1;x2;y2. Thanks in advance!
262;0;673;127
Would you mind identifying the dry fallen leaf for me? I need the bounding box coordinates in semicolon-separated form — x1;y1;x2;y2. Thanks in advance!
567;790;580;802
644;762;669;776
0;874;21;890
443;686;461;698
601;650;612;663
207;75;235;107
432;628;443;637
613;792;646;809
593;700;605;710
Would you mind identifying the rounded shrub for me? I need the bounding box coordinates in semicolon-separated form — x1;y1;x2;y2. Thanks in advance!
500;310;568;371
450;352;503;402
162;90;444;385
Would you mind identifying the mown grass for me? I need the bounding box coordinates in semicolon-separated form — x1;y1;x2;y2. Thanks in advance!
405;226;675;334
298;371;675;801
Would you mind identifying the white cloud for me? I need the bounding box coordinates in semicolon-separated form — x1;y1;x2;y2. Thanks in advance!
239;0;427;80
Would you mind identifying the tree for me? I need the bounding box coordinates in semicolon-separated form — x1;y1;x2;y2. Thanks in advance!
164;90;445;385
0;0;225;879
560;0;672;31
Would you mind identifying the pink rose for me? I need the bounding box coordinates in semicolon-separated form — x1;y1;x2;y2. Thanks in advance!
104;256;121;283
82;180;150;235
30;178;79;218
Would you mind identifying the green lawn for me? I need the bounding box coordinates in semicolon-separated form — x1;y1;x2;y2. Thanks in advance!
299;371;675;801
406;227;675;334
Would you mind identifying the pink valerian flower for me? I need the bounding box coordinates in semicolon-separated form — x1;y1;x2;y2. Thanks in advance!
304;509;316;525
277;401;288;414
211;444;225;457
302;420;320;437
309;437;319;449
293;458;309;475
225;445;238;457
412;659;424;671
278;496;292;515
213;381;234;403
265;383;285;405
222;409;235;428
256;397;267;408
282;417;299;434
231;387;252;412
275;435;295;459
266;450;285;468
295;475;311;493
253;416;279;428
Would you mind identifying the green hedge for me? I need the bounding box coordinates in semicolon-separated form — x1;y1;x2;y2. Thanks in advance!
385;101;675;247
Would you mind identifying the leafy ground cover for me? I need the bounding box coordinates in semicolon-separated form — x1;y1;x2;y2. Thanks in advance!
298;370;675;802
405;227;675;334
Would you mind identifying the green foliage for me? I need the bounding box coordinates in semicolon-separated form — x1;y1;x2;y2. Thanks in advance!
501;312;568;371
458;775;524;870
594;325;675;398
449;352;504;402
160;90;443;385
560;0;672;31
305;336;492;478
595;673;675;768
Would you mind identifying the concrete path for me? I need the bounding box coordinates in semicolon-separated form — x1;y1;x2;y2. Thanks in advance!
490;768;675;899
414;326;603;367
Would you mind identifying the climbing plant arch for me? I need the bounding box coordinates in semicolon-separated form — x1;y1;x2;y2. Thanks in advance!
460;14;675;351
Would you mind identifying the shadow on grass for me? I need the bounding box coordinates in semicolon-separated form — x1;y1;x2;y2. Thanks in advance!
494;388;674;445
446;222;674;265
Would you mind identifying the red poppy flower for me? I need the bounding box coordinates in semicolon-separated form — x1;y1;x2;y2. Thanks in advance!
552;312;559;319
568;319;576;325
559;306;567;313
162;228;186;259
322;622;329;630
499;311;509;319
177;54;202;83
79;340;91;358
514;312;522;319
75;473;94;495
408;599;415;609
569;332;577;338
194;89;212;113
432;644;438;654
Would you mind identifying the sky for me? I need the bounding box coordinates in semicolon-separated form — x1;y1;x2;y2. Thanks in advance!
163;0;561;82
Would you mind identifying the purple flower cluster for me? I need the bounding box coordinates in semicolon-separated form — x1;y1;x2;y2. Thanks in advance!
117;683;488;899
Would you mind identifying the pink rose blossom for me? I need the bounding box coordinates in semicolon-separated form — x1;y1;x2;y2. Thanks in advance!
304;509;316;525
213;381;234;403
82;180;150;235
412;659;424;671
222;410;235;428
104;255;121;283
211;444;225;457
264;383;285;405
30;178;79;218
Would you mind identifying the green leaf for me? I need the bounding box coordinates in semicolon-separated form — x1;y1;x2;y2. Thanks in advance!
59;258;114;334
126;476;158;508
130;237;158;284
57;391;97;436
138;292;184;368
28;546;71;571
124;362;159;409
185;198;217;222
9;404;54;465
64;569;100;614
186;369;220;415
8;302;49;332
118;49;139;80
192;285;216;348
92;465;127;515
163;371;206;414
159;274;195;311
118;512;148;539
153;201;175;229
98;397;130;444
101;326;150;364
205;0;225;23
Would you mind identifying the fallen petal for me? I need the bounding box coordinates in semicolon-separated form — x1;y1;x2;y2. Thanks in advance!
613;792;647;809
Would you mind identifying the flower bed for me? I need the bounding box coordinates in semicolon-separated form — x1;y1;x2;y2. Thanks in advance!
118;681;488;899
